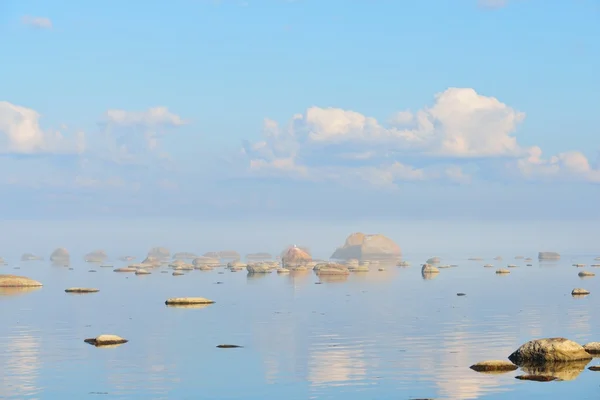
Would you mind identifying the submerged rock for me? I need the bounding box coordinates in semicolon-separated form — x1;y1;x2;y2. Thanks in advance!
0;275;43;287
277;268;290;274
172;271;185;276
65;288;99;293
493;256;503;261
397;261;410;267
84;250;107;263
165;297;215;305
84;335;128;346
331;232;401;260
483;264;494;268
538;252;560;261
470;360;517;372
508;338;592;364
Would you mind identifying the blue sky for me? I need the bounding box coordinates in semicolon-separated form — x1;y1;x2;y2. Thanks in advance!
1;0;599;219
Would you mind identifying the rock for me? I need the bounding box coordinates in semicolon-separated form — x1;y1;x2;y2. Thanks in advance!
470;360;517;372
331;232;401;261
538;252;560;261
50;248;70;263
578;271;595;277
589;366;600;371
84;250;107;263
508;338;592;364
572;288;590;296
84;335;128;346
277;268;290;274
507;264;518;268
0;275;43;287
216;344;242;348
169;259;187;268
315;263;350;275
100;264;113;268
119;256;135;262
525;258;533;261
88;270;96;272
378;267;385;271
65;288;99;293
426;257;441;264
172;252;198;260
421;264;440;275
246;264;271;273
457;293;466;296
468;257;484;261
165;297;215;305
246;252;272;261
496;269;510;274
141;256;162;267
196;265;214;271
573;263;586;267
135;269;151;275
148;247;170;260
515;375;557;382
114;267;137;273
281;246;312;266
483;264;494;268
218;250;241;261
21;253;43;261
583;343;600;354
172;271;184;276
192;256;220;266
592;264;600;267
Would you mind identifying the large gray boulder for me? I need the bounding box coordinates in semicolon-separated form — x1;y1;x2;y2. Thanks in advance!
538;252;560;261
508;338;592;364
331;232;401;260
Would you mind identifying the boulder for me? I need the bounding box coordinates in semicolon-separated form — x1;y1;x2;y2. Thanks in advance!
583;343;600;354
246;264;271;273
165;297;215;305
508;338;592;364
572;288;590;296
84;250;107;263
331;232;401;261
50;248;70;263
470;360;518;372
281;246;312;266
421;264;439;275
496;269;510;274
203;252;220;258
0;275;43;287
426;257;441;264
172;252;198;260
21;253;43;261
538;252;560;261
65;288;99;293
578;271;595;277
147;247;170;260
84;335;128;346
315;263;350;275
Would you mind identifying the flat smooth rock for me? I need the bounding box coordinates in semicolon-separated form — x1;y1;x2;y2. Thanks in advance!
0;275;43;287
65;288;99;293
470;360;517;372
84;334;128;346
165;297;215;305
114;267;137;273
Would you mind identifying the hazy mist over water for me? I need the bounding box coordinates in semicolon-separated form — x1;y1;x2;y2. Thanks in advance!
0;218;598;260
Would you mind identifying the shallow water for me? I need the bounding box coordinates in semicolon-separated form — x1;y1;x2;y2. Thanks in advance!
2;253;600;399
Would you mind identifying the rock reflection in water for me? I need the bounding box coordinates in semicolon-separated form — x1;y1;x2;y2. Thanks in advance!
0;287;41;297
518;359;590;381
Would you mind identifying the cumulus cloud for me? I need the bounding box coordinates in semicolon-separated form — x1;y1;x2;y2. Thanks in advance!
21;16;53;30
242;87;532;187
0;101;85;154
104;107;186;128
516;147;600;183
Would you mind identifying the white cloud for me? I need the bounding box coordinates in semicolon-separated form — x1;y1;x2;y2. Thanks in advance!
104;107;186;128
516;147;600;183
0;101;85;154
21;16;53;30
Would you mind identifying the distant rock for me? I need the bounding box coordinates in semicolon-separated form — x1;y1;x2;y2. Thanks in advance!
573;263;586;267
165;297;215;305
470;360;518;373
172;271;185;276
135;269;151;275
315;263;350;275
331;232;401;261
246;264;271;273
141;255;162;267
148;247;170;260
282;246;312;267
119;256;135;262
579;271;595;277
172;252;198;260
84;250;107;263
193;256;220;266
496;269;510;274
113;267;137;273
426;257;441;264
217;344;243;348
219;250;241;261
572;288;590;296
397;261;410;267
515;256;525;260
468;257;484;261
509;338;592;364
84;335;128;346
583;343;600;354
203;252;220;258
21;253;43;261
0;275;43;287
246;252;273;261
277;268;290;274
65;288;99;293
196;265;213;271
538;252;560;261
493;256;503;261
421;264;439;275
50;248;70;263
484;264;494;268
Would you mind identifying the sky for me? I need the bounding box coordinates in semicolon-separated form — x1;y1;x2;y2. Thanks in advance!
1;0;599;221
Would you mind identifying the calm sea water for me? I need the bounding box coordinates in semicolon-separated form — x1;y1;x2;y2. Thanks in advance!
2;251;600;399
